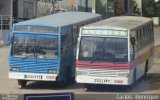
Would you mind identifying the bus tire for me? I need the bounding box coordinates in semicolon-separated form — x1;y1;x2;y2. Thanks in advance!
130;69;136;89
18;80;27;88
128;69;136;90
57;81;67;88
143;61;148;80
66;66;73;84
84;84;92;91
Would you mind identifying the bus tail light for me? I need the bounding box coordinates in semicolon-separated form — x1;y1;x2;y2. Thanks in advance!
114;80;123;84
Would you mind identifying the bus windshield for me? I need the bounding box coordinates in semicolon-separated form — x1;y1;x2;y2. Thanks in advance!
79;37;128;63
12;34;58;60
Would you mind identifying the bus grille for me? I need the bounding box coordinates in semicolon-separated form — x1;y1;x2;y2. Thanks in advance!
9;59;59;73
77;68;127;77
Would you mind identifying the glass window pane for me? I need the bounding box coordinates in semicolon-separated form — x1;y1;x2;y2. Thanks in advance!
79;36;128;63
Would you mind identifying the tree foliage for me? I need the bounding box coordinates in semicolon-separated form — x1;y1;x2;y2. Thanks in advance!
142;0;160;17
133;0;141;15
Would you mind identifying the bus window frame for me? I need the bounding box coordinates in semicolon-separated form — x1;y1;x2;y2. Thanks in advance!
11;31;59;60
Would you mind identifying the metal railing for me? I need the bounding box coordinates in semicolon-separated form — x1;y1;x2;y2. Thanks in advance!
0;15;10;47
0;15;10;30
0;15;27;47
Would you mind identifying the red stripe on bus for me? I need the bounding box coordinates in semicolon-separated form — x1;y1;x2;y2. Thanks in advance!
76;60;131;70
135;47;154;65
76;47;154;70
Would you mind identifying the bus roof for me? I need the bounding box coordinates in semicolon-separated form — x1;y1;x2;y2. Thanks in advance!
82;16;152;31
14;12;101;27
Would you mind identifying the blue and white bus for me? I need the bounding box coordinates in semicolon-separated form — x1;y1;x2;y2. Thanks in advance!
8;12;102;88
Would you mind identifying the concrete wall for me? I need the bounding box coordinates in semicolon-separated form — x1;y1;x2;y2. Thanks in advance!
0;0;11;15
18;0;37;19
18;0;24;18
56;0;77;11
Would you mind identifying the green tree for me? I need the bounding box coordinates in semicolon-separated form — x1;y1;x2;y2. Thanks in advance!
142;0;160;17
133;0;140;15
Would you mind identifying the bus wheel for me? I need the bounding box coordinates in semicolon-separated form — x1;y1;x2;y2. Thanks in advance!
129;69;136;89
18;80;27;88
84;84;92;91
144;61;148;80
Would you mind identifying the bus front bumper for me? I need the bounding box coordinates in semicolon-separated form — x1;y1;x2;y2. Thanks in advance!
76;76;131;85
9;72;57;81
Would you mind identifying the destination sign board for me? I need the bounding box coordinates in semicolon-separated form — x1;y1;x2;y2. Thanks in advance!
82;29;128;37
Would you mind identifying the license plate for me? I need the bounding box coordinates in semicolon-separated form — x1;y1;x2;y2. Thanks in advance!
94;78;110;83
24;75;42;79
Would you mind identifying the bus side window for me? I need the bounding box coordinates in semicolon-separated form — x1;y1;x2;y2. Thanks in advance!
137;28;141;49
61;34;67;45
136;30;139;49
147;25;150;44
61;28;72;45
139;28;143;49
151;23;154;41
149;23;152;42
142;27;145;46
72;26;78;45
61;34;68;59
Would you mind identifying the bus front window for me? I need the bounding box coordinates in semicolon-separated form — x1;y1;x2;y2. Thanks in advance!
79;37;128;63
12;34;58;60
12;36;35;58
36;37;58;60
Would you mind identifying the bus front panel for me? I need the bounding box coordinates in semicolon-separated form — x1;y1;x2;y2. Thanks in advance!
76;33;131;85
9;32;60;81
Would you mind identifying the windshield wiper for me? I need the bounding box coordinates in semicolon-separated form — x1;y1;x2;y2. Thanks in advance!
22;54;34;60
91;52;102;63
91;57;99;63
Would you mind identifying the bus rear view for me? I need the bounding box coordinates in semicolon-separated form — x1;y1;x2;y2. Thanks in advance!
76;16;154;89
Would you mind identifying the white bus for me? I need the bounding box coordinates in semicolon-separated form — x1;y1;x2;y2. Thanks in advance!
76;16;154;89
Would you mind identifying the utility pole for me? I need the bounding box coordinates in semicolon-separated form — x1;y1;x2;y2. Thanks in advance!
10;0;13;30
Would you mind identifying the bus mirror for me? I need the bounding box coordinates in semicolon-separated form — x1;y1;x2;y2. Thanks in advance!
78;37;80;41
131;37;135;45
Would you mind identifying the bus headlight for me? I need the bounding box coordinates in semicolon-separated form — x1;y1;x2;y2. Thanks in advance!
77;71;88;75
10;67;20;72
48;69;58;74
117;73;129;78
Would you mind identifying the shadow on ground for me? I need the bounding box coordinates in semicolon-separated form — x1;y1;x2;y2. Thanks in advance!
20;73;160;93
